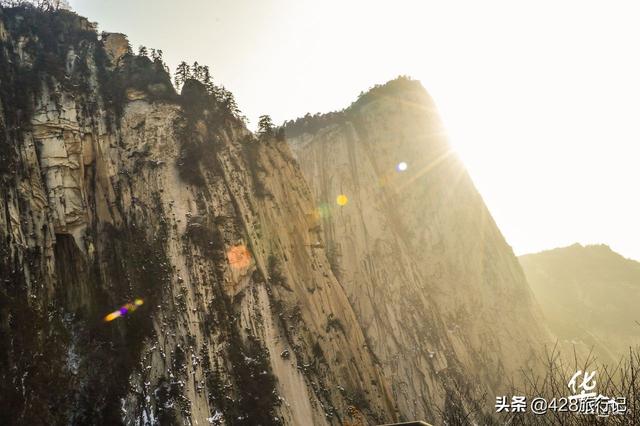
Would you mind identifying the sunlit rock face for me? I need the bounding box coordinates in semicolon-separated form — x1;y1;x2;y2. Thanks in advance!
0;7;395;425
102;32;130;65
520;244;640;364
287;78;551;421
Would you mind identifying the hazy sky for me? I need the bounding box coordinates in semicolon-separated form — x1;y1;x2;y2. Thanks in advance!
69;0;640;260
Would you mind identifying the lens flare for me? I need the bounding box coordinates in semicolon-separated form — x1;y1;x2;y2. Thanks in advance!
104;299;144;322
104;311;121;322
396;161;408;172
317;203;331;219
227;244;251;269
336;194;348;206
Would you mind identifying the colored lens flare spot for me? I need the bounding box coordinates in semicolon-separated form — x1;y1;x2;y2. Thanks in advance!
317;203;331;219
104;298;144;322
336;194;348;206
227;244;251;269
105;311;121;322
396;161;408;172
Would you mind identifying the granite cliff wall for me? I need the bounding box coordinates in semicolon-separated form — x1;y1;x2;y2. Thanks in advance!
287;78;551;422
0;7;395;425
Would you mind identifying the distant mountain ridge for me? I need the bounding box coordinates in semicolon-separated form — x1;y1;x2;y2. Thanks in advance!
520;243;640;362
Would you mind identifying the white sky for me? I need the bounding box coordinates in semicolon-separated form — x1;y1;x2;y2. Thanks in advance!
69;0;640;260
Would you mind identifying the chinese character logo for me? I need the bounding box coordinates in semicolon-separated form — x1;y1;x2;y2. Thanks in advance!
495;368;627;417
568;370;597;399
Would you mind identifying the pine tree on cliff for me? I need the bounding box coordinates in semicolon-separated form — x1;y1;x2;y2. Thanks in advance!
258;115;274;138
201;65;215;95
174;61;191;91
151;49;169;73
219;86;240;117
138;45;148;57
192;61;204;81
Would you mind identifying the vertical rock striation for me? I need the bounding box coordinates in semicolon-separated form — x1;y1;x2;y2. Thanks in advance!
287;77;551;422
0;6;395;425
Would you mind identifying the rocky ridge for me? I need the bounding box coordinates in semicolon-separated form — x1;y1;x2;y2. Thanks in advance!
520;243;640;363
286;78;552;422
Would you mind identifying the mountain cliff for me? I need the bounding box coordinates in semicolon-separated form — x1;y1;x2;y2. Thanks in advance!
0;4;566;425
520;244;640;363
0;6;396;425
286;77;552;422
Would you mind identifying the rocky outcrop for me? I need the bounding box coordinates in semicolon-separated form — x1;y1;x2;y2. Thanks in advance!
0;7;395;425
286;77;552;422
102;32;130;65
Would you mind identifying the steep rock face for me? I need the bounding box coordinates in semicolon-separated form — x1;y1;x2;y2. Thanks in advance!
287;78;551;421
520;244;640;363
0;7;395;425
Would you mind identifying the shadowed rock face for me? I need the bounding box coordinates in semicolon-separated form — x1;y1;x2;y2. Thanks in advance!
520;244;640;363
287;78;551;421
0;7;395;425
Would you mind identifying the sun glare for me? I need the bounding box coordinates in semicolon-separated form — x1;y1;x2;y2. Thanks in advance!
69;0;640;260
